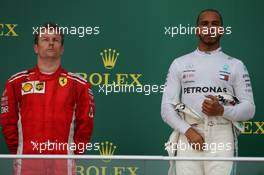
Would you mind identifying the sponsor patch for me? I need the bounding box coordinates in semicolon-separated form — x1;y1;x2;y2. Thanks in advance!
219;74;229;81
22;81;45;95
22;83;33;93
219;64;230;81
35;82;45;93
183;86;227;94
1;106;8;114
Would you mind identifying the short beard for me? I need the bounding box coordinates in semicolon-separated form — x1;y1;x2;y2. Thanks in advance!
199;35;221;46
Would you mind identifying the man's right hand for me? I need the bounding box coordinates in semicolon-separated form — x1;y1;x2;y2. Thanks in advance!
184;127;204;151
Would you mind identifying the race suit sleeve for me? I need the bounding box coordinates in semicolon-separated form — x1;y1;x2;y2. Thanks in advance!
0;80;19;154
161;61;191;134
74;83;95;154
223;60;256;121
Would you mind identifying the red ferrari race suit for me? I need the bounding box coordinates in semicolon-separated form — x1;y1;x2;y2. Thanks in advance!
0;65;95;175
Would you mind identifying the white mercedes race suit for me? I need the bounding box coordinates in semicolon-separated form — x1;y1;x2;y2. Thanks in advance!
161;48;255;175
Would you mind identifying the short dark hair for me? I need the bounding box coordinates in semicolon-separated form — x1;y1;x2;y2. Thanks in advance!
34;22;64;45
196;9;223;26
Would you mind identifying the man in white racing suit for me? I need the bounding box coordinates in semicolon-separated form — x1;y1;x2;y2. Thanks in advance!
161;9;255;175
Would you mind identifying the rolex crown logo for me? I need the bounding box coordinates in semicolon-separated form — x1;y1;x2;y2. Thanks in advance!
100;49;119;69
99;141;117;162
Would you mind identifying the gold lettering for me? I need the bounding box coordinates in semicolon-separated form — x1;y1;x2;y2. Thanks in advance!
254;122;264;134
242;121;252;134
89;73;102;86
116;74;128;85
114;167;125;175
5;24;18;36
101;166;107;175
0;24;4;36
86;166;99;175
76;165;84;175
127;167;138;175
83;72;143;86
130;74;142;85
103;73;111;85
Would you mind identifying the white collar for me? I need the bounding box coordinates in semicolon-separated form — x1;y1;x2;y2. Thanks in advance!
195;47;222;56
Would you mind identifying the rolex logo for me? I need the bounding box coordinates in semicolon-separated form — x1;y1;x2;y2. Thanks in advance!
98;141;117;162
100;49;119;70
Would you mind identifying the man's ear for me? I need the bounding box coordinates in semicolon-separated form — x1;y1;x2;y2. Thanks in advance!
34;44;38;54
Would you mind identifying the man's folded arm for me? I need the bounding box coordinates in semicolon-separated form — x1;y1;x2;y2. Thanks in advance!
223;60;256;121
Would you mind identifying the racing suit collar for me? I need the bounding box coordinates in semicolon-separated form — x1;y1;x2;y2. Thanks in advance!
195;47;222;56
35;65;62;80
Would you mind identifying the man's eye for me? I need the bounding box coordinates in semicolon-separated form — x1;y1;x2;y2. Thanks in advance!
212;22;220;26
200;22;208;26
41;38;48;41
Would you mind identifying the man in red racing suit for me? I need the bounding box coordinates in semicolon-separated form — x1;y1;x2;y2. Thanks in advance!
0;22;95;175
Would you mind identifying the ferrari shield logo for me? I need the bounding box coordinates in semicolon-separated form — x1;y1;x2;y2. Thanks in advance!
59;77;67;87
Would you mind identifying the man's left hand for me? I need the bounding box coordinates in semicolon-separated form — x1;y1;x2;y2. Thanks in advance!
202;95;224;116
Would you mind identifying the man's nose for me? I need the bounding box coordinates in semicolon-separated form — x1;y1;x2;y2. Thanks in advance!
206;23;213;28
48;39;54;45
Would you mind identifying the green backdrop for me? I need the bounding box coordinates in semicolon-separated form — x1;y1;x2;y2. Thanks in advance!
0;0;264;174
